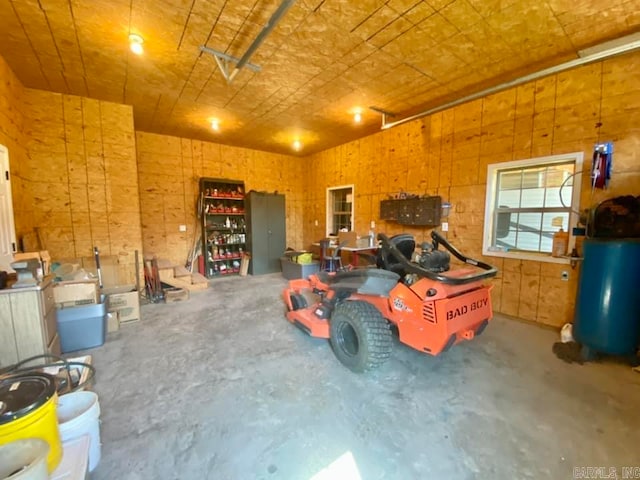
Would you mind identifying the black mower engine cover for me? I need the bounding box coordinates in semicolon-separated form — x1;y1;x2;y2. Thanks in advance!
418;243;450;272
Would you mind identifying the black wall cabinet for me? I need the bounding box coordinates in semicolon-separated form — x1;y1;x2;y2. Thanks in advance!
246;192;286;275
380;196;442;226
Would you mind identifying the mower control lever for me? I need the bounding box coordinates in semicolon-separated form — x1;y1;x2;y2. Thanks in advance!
377;232;497;285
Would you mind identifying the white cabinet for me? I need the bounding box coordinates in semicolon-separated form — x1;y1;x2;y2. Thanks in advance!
0;278;60;368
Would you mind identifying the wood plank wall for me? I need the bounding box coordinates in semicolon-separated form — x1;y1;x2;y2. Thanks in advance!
0;56;31;241
3;48;638;327
302;51;640;328
136;132;305;267
18;89;142;284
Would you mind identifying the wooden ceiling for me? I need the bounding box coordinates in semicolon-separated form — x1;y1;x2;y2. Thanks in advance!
1;0;639;155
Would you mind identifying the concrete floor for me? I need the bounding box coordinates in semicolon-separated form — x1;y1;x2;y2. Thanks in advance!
88;273;640;480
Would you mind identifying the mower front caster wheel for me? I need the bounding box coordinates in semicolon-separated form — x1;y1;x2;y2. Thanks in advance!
329;300;392;373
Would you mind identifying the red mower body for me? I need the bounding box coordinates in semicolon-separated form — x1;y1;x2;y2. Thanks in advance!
282;231;498;372
283;269;492;356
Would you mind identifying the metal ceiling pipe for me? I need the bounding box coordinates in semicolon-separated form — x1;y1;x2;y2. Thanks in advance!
380;32;640;130
227;0;297;82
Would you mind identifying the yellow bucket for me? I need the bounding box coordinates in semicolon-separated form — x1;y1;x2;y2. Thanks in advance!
0;373;62;472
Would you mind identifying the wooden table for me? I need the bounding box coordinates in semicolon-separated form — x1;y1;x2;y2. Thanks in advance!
313;243;379;267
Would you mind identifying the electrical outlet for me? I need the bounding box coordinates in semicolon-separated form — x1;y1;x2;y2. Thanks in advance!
179;225;187;232
441;222;449;232
370;220;376;229
561;271;569;281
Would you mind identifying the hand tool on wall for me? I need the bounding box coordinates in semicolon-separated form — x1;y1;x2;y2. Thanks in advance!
186;190;204;272
135;250;141;296
94;246;103;288
143;255;164;303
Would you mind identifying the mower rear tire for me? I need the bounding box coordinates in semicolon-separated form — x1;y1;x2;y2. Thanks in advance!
329;300;392;372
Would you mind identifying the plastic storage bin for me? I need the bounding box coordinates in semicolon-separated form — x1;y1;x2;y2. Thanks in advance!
56;295;108;353
280;257;320;280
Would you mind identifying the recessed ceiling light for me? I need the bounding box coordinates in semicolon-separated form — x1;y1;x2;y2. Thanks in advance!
354;111;362;124
210;119;220;131
129;34;144;55
292;139;302;151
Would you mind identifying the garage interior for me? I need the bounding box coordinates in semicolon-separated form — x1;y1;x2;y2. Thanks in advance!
0;0;639;478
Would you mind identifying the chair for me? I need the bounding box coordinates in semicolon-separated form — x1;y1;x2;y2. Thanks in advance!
320;239;348;272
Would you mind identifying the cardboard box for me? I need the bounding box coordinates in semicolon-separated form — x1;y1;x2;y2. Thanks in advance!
81;255;119;288
103;285;140;324
338;231;358;247
53;254;119;287
13;250;51;276
107;312;119;332
53;280;100;308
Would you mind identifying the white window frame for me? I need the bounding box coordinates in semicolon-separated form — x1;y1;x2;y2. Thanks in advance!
482;152;583;264
326;185;354;237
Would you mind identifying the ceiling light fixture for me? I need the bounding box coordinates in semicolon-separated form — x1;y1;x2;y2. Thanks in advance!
210;119;220;131
292;139;302;151
353;111;362;124
129;34;144;55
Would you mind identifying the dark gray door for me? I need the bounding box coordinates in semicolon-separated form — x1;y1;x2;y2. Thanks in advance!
247;192;286;275
266;194;286;273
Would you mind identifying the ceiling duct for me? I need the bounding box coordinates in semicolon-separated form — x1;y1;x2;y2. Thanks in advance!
380;32;640;131
200;0;297;84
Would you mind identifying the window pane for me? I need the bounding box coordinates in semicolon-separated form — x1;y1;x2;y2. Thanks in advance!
497;190;521;208
544;187;562;207
520;187;545;208
494;230;517;249
516;231;542;251
521;169;544;188
545;163;574;187
542;212;569;231
517;212;543;232
498;171;522;190
540;212;569;252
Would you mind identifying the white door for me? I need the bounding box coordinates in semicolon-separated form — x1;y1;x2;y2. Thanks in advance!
0;145;17;271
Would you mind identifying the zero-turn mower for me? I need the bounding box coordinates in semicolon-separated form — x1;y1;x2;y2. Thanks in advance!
282;231;498;372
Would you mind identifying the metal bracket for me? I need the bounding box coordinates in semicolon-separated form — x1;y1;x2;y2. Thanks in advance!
199;46;262;83
199;0;296;83
369;106;397;128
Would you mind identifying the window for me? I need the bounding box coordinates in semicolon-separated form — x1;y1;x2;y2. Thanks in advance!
327;185;354;236
483;152;583;262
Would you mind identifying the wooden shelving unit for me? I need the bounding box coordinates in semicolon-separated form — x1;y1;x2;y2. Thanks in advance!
200;177;246;278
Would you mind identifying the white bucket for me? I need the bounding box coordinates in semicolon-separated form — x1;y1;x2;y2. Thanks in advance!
56;391;101;472
0;438;49;480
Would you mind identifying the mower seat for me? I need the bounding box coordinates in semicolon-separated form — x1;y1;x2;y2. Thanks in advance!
377;233;416;278
316;269;400;297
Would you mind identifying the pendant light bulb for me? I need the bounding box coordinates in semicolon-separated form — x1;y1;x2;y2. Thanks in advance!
129;34;144;55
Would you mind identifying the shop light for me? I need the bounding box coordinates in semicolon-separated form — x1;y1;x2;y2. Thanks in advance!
129;34;144;55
